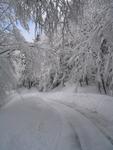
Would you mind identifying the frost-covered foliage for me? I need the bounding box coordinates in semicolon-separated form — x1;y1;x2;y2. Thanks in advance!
9;0;85;39
0;1;14;104
0;0;26;104
16;0;113;95
0;0;113;96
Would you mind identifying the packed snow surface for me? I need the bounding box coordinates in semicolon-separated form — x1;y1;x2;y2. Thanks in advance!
0;86;113;150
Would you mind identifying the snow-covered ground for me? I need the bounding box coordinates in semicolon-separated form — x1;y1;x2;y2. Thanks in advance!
0;85;113;150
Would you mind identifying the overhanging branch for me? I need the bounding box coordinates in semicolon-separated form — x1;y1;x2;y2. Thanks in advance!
0;49;16;55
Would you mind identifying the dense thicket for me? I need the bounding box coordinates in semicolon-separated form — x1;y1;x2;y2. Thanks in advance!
0;0;113;99
15;0;113;95
0;0;28;104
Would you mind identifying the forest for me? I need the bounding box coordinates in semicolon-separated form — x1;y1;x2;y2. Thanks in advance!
0;0;113;105
1;1;113;150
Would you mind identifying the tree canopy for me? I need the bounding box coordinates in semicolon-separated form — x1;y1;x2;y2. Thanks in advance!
0;0;113;103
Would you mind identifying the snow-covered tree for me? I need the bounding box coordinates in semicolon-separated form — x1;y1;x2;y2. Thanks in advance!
11;0;112;95
0;0;113;96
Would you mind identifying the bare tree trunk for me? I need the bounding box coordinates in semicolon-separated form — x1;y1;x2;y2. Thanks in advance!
79;78;83;87
101;77;107;94
98;82;101;93
85;75;88;85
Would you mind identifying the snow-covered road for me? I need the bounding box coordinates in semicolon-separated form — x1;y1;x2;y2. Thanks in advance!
0;91;113;150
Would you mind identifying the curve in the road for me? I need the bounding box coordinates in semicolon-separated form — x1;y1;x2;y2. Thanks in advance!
47;99;113;150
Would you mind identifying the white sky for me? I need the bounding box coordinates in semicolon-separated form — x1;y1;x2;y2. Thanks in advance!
16;21;35;42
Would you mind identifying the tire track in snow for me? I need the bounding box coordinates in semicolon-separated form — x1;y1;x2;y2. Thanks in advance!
68;121;83;150
47;99;113;150
46;100;83;150
52;100;113;146
40;98;63;150
53;100;113;146
73;106;113;146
